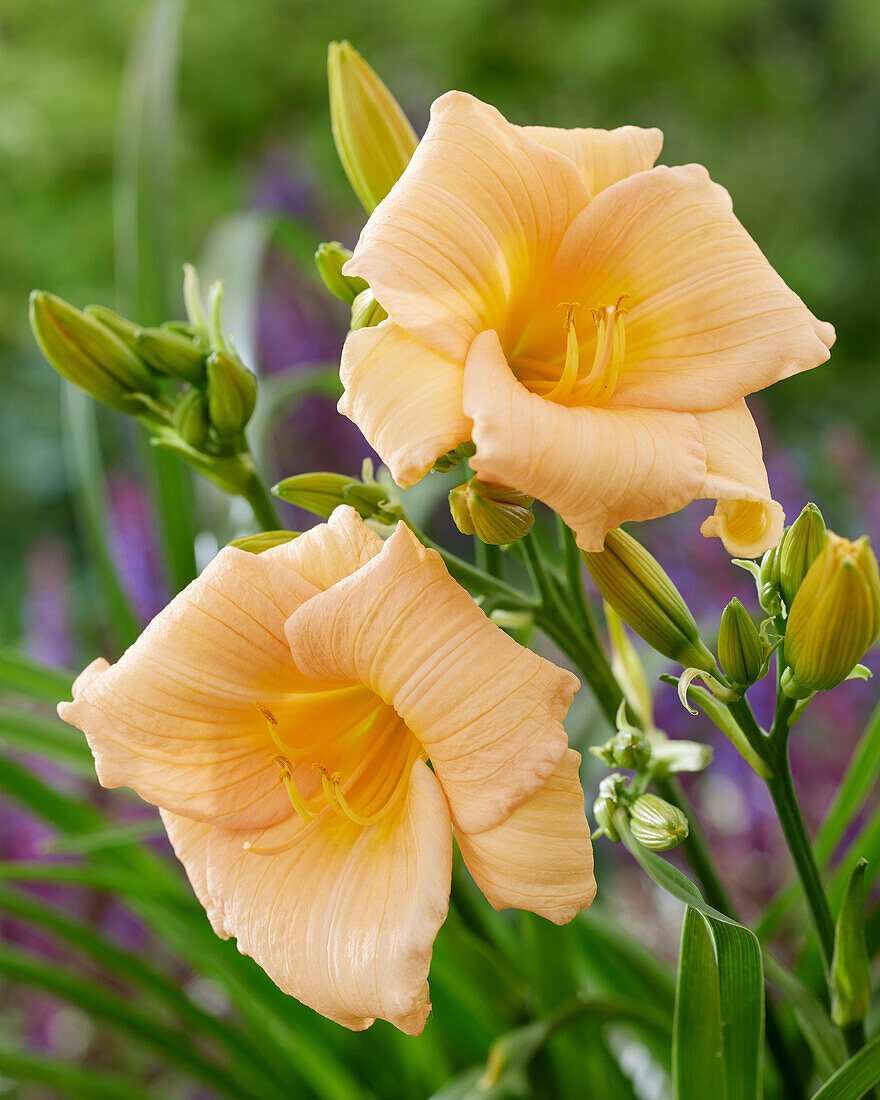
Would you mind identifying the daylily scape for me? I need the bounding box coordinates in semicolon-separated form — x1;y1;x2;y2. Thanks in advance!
340;91;835;559
59;507;595;1034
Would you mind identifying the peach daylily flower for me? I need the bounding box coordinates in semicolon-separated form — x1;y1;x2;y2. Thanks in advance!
339;93;835;558
58;507;593;1034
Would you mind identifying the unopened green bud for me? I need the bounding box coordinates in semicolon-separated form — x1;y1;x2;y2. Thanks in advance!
830;860;871;1029
342;481;397;521
628;794;689;851
592;774;629;843
206;351;258;440
328;40;418;212
84;305;142;355
350;287;388;331
718;598;765;689
581;528;716;672
136;327;206;385
433;441;476;474
449;478;534;545
783;533;880;698
174;388;210;449
590;727;652;770
780;503;827;608
759;542;783;615
273;472;356;518
648;738;713;778
30;290;157;412
315;242;368;305
229;530;300;554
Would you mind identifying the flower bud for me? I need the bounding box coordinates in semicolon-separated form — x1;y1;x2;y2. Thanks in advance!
783;533;880;698
328;41;418;212
581;528;716;672
433;441;476;474
590;727;652;770
315;242;368;305
174;388;211;450
84;304;142;355
718;598;764;689
349;288;387;331
628;794;689;851
779;503;827;608
30;290;157;412
136;327;207;385
449;478;534;546
273;473;356;518
206;351;258;440
342;481;397;522
592;773;629;843
228;530;300;554
758;541;783;616
648;738;713;778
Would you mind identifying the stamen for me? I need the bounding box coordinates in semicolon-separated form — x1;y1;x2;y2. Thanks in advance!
572;295;629;406
273;754;323;822
544;303;580;404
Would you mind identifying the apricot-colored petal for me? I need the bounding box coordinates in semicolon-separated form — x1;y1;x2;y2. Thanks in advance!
338;321;470;487
159;809;229;938
57;546;322;828
457;749;596;924
344;91;590;363
262;504;384;591
464;330;707;552
521;124;662;193
696;400;785;558
548;164;833;410
201;759;452;1034
286;522;578;834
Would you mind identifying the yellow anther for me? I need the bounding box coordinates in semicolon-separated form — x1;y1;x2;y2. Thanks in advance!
544;303;581;404
255;702;277;725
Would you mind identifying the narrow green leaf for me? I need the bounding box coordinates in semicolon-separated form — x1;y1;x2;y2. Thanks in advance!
831;859;871;1028
0;704;93;774
809;1033;880;1100
0;647;73;703
0;1046;160;1100
674;909;724;1097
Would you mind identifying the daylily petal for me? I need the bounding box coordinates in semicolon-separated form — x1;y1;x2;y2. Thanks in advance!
464;329;707;552
696;400;785;558
338;321;470;486
520;124;663;194
201;759;452;1034
159;809;228;938
264;504;384;591
285;522;578;834
547;164;833;410
456;749;596;924
344;90;590;363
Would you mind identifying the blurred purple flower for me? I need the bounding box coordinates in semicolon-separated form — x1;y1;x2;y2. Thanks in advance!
106;475;167;624
23;539;74;671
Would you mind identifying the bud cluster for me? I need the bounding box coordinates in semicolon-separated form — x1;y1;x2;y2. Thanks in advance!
30;267;261;497
273;459;402;526
449;477;535;546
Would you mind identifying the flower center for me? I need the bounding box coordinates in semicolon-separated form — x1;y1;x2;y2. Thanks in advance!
514;296;629;408
244;701;422;854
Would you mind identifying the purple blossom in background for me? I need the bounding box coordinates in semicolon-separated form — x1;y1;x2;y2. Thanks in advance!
106;475;167;624
23;539;74;671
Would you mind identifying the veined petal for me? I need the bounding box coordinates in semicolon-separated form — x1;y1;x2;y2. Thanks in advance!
285;522;578;834
339;321;471;487
548;164;833;410
57;511;383;831
201;760;452;1035
344;90;590;363
520;124;663;194
159;809;229;938
457;749;596;924
464;330;706;552
696;400;785;558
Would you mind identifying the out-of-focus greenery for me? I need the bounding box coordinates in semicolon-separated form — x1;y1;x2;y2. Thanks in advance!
2;0;879;633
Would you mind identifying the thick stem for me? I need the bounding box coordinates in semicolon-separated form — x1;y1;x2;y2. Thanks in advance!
242;469;283;531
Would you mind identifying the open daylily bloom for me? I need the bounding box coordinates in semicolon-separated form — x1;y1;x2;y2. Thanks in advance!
339;92;835;558
58;506;593;1034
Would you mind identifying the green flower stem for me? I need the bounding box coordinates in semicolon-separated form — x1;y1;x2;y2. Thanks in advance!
410;527;535;612
764;692;835;973
242;466;283;531
726;696;773;769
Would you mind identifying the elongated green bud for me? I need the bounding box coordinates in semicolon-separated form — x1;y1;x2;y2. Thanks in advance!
718;598;764;689
449;478;534;545
315;242;368;304
628;794;689;851
779;503;827;608
30;290;157;411
759;542;783;615
328;40;418;212
830;859;871;1028
206;351;258;440
273;473;357;518
648;738;712;778
136;327;207;385
229;530;300;554
174;388;210;449
350;287;387;331
581;528;716;672
84;304;142;354
783;533;880;698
